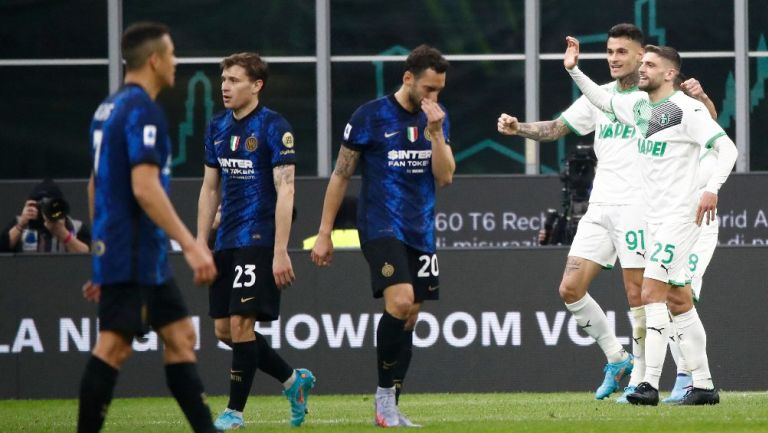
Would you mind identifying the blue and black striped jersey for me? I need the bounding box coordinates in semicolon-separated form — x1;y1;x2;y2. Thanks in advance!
89;84;172;285
204;105;296;250
342;95;450;253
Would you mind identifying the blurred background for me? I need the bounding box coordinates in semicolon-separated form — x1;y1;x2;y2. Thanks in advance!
1;0;765;181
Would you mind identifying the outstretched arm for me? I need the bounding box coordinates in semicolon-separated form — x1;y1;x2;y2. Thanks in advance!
564;36;614;112
498;114;570;141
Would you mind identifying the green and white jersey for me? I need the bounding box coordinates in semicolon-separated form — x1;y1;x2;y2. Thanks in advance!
610;90;726;223
559;82;642;205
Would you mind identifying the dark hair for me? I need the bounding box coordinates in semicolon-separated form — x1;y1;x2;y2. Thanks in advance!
644;44;682;70
607;23;645;45
405;44;449;77
221;52;269;86
121;22;170;70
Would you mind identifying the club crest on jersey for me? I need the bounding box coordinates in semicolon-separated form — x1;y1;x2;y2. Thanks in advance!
406;126;419;143
659;113;670;126
245;135;258;152
424;127;432;142
381;262;395;277
229;135;241;151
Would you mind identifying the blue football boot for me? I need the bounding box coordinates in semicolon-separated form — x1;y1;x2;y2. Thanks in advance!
595;353;634;400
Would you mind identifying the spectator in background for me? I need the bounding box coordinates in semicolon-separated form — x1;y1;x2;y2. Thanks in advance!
1;178;90;253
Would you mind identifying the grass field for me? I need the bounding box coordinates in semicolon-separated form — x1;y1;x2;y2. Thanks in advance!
1;392;766;432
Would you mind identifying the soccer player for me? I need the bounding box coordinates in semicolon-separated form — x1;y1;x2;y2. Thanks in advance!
310;45;454;427
196;52;315;430
79;22;219;433
499;24;645;401
564;36;738;405
662;147;720;404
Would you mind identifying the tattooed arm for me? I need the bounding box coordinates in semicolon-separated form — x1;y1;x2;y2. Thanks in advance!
311;146;360;266
498;114;571;142
273;164;296;288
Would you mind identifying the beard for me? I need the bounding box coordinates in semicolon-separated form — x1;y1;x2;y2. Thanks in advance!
639;78;660;92
408;88;422;111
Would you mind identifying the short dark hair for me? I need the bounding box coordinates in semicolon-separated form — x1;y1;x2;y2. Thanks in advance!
405;44;449;77
221;52;269;86
644;44;682;70
121;22;170;70
607;23;645;45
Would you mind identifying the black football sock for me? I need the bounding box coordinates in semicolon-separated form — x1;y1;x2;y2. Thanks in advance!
227;341;259;412
77;356;118;433
165;362;217;433
392;329;414;404
377;311;406;388
254;332;294;384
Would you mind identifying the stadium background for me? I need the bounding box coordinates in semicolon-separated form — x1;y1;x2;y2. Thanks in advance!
1;0;767;398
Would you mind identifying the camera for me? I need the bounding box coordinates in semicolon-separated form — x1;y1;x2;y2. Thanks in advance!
540;145;596;245
37;197;70;221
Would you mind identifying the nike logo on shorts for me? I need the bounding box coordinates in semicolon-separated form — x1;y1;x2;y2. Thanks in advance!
241;296;255;303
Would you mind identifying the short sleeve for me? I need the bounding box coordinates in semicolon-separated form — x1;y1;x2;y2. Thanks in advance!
559;95;597;136
203;120;220;168
341;105;372;151
267;114;296;167
685;102;727;150
125;103;163;167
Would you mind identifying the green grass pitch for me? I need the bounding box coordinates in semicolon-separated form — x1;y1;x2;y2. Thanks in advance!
1;392;766;432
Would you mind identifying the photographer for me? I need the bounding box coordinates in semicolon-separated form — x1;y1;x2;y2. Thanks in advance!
1;179;90;253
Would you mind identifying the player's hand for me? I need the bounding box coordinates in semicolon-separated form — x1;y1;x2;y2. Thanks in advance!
421;98;445;136
696;191;718;226
82;280;101;303
564;36;580;70
19;200;38;227
273;249;295;290
43;216;69;240
497;113;520;135
183;241;217;286
310;233;334;267
680;78;708;101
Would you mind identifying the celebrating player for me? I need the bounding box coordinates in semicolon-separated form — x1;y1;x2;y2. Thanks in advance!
196;52;315;429
564;36;737;405
79;22;219;433
499;24;644;400
311;45;455;427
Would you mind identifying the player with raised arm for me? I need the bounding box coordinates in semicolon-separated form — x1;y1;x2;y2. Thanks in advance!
500;24;644;401
79;22;219;433
311;45;454;427
564;36;737;405
196;52;315;429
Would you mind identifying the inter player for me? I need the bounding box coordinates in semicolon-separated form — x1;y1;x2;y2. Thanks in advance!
196;52;314;430
564;37;737;405
79;22;219;433
311;45;454;427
